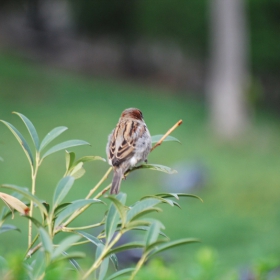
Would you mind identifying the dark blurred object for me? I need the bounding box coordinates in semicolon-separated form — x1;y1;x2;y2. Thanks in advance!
161;160;208;193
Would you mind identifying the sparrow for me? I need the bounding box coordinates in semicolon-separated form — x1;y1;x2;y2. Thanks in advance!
106;108;152;194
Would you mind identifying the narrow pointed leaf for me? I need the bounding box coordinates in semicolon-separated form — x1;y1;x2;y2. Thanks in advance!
0;192;29;215
53;252;85;264
0;120;33;166
53;176;75;208
39;227;53;255
126;198;162;222
1;184;48;216
39;126;68;151
145;221;161;247
106;195;128;225
147;238;200;259
151;135;181;144
109;253;118;271
130;207;162;222
62;251;82;271
68;162;85;179
42;140;90;159
0;224;20;234
105;268;135;280
131;164;177;174
104;242;144;257
76;155;106;164
52;235;80;259
140;195;181;208
96;244;109;280
32;249;46;279
13;112;40;151
145;238;170;253
124;224;168;238
24;215;44;228
54;199;103;228
77;230;119;271
65;151;76;171
105;193;127;243
156;193;203;202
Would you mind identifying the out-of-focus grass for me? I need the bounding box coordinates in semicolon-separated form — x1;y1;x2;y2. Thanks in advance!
0;54;280;278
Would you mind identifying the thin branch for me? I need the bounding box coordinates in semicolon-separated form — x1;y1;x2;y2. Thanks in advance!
150;119;182;152
86;167;112;199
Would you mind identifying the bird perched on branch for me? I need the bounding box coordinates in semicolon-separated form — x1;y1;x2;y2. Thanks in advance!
106;108;151;194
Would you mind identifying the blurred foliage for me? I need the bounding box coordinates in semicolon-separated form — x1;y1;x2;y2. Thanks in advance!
68;0;280;73
1;54;280;278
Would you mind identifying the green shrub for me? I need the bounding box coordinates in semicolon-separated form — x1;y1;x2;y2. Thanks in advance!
0;113;200;279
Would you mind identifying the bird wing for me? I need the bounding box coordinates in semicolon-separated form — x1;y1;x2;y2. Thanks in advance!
109;120;139;166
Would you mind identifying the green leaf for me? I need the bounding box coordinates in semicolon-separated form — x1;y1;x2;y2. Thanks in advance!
95;244;109;280
108;253;118;271
65;151;76;171
53;176;75;209
24;216;44;228
76;155;106;164
147;238;200;259
0;224;20;234
126;198;162;222
1;184;48;217
52;251;85;264
131;164;177;174
77;231;104;246
0;120;34;166
52;235;81;260
151;135;181;144
104;242;144;257
39;227;53;255
68;162;85;179
145;221;162;247
106;194;128;225
39;126;68;152
105;193;127;244
41;140;90;159
76;230;118;270
145;238;170;253
13;112;40;151
156;193;203;202
130;207;162;222
54;203;71;214
31;249;46;279
124;225;168;238
140;195;181;208
54;199;103;229
105;268;135;280
62;251;82;271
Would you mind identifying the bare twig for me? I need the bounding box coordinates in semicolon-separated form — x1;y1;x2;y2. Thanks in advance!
150;119;182;152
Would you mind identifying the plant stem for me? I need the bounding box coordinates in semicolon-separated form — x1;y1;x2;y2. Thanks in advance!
64;222;104;231
82;231;122;280
55;170;112;233
86;167;112;199
28;153;40;247
150;119;183;152
129;253;147;280
94;184;111;199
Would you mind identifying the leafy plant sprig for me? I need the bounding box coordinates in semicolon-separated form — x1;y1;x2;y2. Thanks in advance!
0;113;201;280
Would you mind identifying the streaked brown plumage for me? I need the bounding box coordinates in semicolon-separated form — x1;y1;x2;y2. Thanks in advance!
106;108;151;194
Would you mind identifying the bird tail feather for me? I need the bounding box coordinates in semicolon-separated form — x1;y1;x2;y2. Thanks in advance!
110;169;123;194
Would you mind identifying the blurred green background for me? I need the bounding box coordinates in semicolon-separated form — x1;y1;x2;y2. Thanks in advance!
0;1;280;279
